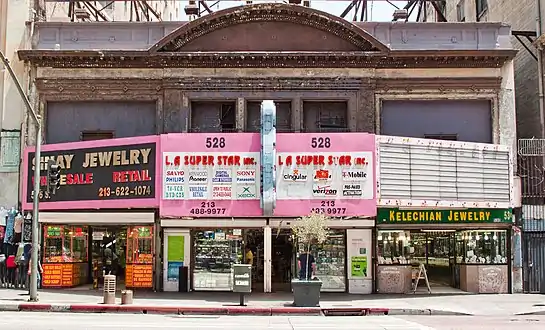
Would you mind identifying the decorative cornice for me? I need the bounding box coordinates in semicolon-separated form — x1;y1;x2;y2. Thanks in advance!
18;50;516;69
162;77;366;90
148;4;389;53
375;77;502;92
36;78;163;95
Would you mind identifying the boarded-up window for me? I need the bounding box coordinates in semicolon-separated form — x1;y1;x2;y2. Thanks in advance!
80;130;114;141
246;101;291;132
190;102;236;133
303;101;348;132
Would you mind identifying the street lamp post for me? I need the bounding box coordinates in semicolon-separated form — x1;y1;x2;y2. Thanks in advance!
0;50;42;302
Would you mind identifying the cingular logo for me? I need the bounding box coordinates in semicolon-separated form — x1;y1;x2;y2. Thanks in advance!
283;169;307;181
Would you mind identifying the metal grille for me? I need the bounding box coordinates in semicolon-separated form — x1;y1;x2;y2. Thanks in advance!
518;138;545;293
379;143;510;203
246;101;292;132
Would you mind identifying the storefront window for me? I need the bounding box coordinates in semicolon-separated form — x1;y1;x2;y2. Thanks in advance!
456;230;507;264
193;229;243;290
297;229;346;292
376;230;412;264
127;226;153;264
43;225;88;263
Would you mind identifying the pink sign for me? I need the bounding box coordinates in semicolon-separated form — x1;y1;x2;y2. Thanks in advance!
22;135;160;211
160;133;262;217
274;133;376;217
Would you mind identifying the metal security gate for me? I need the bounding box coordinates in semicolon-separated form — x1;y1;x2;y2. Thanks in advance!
518;139;545;293
522;231;545;293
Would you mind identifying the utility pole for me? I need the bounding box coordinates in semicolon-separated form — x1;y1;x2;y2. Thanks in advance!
0;50;42;302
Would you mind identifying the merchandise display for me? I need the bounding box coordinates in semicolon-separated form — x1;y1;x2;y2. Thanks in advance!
126;226;154;288
193;230;243;290
299;229;346;292
456;230;507;264
42;225;88;287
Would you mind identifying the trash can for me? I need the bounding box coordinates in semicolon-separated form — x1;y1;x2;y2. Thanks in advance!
103;275;116;304
121;290;133;305
178;266;188;292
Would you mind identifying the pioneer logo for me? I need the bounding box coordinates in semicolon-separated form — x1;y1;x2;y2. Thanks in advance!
189;176;207;182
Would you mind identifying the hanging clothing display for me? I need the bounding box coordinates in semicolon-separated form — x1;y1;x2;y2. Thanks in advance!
3;210;16;244
0;207;7;226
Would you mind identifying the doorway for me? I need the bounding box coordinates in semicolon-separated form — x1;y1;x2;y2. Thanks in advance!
244;229;265;291
271;229;295;292
89;226;127;286
411;231;456;288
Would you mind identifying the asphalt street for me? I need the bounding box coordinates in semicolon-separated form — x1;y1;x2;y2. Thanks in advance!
1;312;545;330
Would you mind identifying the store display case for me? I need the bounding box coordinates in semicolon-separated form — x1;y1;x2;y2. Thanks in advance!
298;229;346;292
456;230;508;293
125;226;153;288
42;225;89;287
193;230;243;291
376;230;413;293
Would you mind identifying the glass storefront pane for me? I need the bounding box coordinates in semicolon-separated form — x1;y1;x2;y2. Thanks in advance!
297;229;346;292
193;229;243;291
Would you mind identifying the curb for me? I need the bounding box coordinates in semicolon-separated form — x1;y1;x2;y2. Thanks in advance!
0;303;470;316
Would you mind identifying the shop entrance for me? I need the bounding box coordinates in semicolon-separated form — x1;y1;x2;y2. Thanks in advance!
271;229;295;292
411;231;456;288
90;227;127;285
244;229;265;291
42;225;154;289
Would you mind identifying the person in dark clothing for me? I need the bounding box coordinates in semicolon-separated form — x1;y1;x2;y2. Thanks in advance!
297;252;316;280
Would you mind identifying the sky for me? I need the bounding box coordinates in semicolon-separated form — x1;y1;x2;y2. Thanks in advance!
181;1;410;22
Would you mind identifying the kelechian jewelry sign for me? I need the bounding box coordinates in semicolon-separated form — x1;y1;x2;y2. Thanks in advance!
160;134;261;217
275;133;376;217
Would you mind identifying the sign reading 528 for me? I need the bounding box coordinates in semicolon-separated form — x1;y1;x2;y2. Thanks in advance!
311;137;331;148
205;137;226;148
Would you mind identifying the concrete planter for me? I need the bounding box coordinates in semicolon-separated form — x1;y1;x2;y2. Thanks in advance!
291;279;322;307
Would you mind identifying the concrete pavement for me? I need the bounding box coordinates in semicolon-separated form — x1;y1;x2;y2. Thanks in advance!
1;288;545;316
2;312;545;330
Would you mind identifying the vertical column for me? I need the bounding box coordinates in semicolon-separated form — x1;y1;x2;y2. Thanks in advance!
236;97;245;132
356;84;376;133
264;225;272;293
163;90;189;133
291;97;302;132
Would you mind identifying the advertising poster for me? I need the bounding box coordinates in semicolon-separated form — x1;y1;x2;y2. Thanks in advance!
160;133;262;217
22;135;159;210
351;256;368;277
167;235;185;281
275;133;376;216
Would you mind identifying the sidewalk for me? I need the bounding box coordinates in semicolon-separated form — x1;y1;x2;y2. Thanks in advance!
1;288;545;316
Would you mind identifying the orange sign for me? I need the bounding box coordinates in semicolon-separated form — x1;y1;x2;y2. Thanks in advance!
126;264;153;288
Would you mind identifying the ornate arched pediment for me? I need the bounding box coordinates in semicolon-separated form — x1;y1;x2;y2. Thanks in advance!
149;4;389;53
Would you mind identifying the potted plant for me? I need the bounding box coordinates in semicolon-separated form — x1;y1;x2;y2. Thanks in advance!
291;212;329;307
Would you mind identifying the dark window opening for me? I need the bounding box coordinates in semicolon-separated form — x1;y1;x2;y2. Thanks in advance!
80;130;114;141
246;101;292;132
190;101;236;133
303;101;349;132
476;0;487;20
456;0;465;21
424;134;458;141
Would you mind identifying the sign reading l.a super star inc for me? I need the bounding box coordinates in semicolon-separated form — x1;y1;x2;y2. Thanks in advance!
275;133;376;217
160;133;261;217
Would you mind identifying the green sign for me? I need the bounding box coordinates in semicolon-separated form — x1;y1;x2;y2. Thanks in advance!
377;208;512;224
351;256;368;277
167;236;185;262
